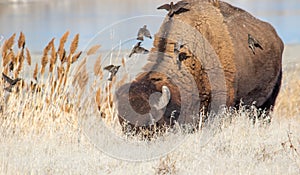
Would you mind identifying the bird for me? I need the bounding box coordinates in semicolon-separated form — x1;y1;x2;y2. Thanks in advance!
173;42;190;69
178;52;190;62
2;73;22;92
137;25;152;41
103;65;121;81
157;1;189;17
128;42;149;58
248;34;263;54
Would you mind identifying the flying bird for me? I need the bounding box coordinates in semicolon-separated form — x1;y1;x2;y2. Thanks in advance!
2;73;22;92
137;25;152;41
248;34;263;54
157;1;189;17
128;42;149;58
104;65;121;81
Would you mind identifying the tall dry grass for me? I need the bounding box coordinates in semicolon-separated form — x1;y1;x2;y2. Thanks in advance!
0;32;299;174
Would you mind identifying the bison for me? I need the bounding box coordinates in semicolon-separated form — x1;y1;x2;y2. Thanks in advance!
116;0;284;128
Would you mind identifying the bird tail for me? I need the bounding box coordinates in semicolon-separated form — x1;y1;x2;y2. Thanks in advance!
129;52;133;58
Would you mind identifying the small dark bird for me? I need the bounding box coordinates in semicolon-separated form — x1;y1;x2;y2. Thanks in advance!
173;42;190;69
178;52;190;62
157;1;189;17
248;34;263;54
137;25;152;41
128;42;149;58
104;65;121;81
2;73;22;92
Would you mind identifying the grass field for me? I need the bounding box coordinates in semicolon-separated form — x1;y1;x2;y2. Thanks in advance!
0;33;299;174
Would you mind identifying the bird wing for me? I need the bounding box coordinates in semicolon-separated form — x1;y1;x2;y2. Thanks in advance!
103;65;114;71
254;38;263;50
137;47;149;54
157;4;171;10
144;29;152;39
129;49;135;58
114;65;121;72
174;1;189;11
2;73;14;84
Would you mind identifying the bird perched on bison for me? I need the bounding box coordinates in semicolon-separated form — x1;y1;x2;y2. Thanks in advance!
157;1;189;17
248;34;263;54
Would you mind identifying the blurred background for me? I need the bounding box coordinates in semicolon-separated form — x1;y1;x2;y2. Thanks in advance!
0;0;299;53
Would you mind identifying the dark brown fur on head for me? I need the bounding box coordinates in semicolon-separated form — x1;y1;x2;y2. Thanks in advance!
116;71;181;129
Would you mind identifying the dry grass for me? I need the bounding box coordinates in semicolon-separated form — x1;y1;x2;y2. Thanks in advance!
0;33;299;174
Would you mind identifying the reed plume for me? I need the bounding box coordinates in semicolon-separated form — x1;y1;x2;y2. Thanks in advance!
33;63;38;81
25;48;32;66
95;88;102;109
16;48;25;77
93;54;103;78
41;38;54;74
58;31;70;62
2;33;16;58
56;66;65;92
49;38;57;73
87;44;101;56
2;50;13;67
70;34;79;55
18;32;25;49
72;57;88;90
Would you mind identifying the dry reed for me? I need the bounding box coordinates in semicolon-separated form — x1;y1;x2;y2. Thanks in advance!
0;32;298;175
25;48;31;66
58;31;70;62
2;33;16;58
87;44;101;55
15;48;24;77
17;32;25;49
49;38;57;73
33;63;38;81
70;34;79;55
40;38;54;75
93;54;103;78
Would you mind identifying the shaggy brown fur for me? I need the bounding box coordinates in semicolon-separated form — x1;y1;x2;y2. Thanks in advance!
116;0;283;128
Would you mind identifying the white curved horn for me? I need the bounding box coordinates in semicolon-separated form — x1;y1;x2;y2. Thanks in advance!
153;85;171;110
